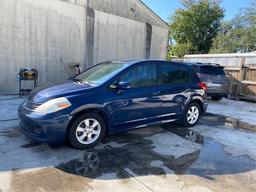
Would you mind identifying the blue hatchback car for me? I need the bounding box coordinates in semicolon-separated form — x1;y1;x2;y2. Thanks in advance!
19;60;208;149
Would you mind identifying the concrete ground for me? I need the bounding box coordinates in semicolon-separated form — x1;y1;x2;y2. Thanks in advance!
208;98;256;126
0;96;255;192
0;96;24;121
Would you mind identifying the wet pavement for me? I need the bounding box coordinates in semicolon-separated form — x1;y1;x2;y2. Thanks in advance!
208;98;256;126
56;130;201;178
0;117;256;192
0;96;256;192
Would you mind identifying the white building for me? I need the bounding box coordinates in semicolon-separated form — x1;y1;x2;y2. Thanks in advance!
0;0;169;92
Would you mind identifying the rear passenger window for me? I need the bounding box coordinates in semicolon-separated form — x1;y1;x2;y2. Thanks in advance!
120;63;157;87
159;65;180;84
159;64;190;85
180;68;190;83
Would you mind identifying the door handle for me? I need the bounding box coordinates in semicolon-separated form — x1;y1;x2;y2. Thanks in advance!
152;90;160;96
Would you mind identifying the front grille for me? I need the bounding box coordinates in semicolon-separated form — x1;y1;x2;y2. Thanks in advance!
24;101;41;111
20;119;42;136
21;120;34;132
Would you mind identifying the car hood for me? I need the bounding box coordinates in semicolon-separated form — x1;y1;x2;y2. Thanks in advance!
28;81;93;103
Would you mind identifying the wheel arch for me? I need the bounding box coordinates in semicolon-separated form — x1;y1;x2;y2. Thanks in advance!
187;99;204;114
181;98;204;127
66;107;109;141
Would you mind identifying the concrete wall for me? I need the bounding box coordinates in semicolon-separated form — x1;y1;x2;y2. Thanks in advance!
93;10;147;63
0;0;169;93
87;0;168;28
184;53;256;67
150;25;169;59
0;0;86;92
62;0;168;29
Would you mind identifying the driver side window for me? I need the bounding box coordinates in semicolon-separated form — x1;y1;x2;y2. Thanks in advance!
120;63;157;88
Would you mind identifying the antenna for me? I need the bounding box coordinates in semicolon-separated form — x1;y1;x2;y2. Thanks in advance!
60;57;72;78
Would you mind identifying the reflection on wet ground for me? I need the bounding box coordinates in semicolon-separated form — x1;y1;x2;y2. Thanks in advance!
162;124;204;143
56;125;255;180
185;139;255;179
57;131;200;179
1;115;256;192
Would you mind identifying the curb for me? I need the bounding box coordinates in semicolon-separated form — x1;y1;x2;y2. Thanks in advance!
205;112;256;132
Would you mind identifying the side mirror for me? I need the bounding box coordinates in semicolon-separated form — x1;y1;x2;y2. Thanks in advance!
117;81;131;90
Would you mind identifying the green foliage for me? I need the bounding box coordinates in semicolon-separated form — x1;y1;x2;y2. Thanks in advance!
210;0;256;53
169;42;195;58
169;0;224;57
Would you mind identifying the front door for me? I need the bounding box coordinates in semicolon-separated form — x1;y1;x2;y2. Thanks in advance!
108;62;161;131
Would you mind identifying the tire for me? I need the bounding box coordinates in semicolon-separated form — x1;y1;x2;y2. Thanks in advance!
68;113;106;149
181;102;201;127
211;96;223;101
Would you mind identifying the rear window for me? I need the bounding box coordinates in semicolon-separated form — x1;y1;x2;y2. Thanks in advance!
195;66;225;75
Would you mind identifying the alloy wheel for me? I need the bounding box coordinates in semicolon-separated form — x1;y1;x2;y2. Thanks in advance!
186;106;199;125
75;118;101;145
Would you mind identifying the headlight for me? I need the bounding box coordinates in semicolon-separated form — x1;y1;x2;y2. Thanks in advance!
34;97;71;114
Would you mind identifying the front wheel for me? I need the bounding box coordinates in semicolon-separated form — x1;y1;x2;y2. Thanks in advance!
68;113;106;149
181;103;201;127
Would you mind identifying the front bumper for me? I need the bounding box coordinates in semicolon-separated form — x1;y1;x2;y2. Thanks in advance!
19;104;71;144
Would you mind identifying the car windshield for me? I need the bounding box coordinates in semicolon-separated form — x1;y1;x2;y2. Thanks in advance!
74;61;127;86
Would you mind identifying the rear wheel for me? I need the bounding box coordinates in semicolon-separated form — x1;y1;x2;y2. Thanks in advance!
211;96;223;101
181;103;201;127
68;113;106;149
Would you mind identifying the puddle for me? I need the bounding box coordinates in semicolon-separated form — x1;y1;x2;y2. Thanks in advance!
56;128;201;179
161;124;204;144
57;129;202;178
198;115;227;127
56;146;200;179
56;127;255;180
185;139;256;179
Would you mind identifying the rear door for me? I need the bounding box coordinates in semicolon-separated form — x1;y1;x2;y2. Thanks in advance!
157;62;192;119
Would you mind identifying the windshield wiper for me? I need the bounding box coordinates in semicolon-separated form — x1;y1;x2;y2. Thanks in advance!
73;78;83;83
82;81;94;86
73;78;94;86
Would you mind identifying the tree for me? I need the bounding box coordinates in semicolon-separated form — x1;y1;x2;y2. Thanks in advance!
169;0;224;57
210;0;256;53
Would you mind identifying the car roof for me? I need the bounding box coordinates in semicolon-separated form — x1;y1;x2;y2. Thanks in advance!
107;60;224;69
182;62;223;68
108;60;192;67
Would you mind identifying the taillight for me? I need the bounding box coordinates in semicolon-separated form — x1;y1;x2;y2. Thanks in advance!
198;82;207;91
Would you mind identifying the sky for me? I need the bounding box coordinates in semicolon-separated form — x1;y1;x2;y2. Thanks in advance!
141;0;252;22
